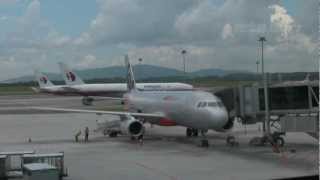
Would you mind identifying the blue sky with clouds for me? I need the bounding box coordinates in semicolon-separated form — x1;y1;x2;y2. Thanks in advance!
0;0;317;80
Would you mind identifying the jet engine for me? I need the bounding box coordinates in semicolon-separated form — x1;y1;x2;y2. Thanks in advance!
120;117;144;137
82;97;94;106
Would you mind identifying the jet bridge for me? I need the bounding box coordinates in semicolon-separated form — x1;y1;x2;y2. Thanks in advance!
214;80;319;141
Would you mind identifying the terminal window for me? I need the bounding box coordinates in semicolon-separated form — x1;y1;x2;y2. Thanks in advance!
259;86;310;110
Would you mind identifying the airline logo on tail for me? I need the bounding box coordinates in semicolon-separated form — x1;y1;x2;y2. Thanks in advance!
40;77;48;84
66;71;76;82
58;62;84;85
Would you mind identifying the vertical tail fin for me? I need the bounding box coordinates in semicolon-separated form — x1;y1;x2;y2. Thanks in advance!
34;70;54;88
58;62;84;85
124;55;136;91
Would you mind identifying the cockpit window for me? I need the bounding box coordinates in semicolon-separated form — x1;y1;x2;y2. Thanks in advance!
217;101;223;107
208;102;217;107
197;102;207;108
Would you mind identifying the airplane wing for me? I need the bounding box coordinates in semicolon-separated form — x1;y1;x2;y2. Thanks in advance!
31;107;165;123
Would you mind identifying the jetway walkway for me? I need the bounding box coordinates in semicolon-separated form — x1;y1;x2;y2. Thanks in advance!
214;80;319;142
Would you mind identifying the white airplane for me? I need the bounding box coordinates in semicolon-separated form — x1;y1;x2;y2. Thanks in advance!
35;55;233;147
58;62;194;105
33;70;70;95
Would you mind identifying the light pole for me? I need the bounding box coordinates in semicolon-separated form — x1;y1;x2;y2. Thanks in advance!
256;61;260;74
181;50;187;77
258;36;270;135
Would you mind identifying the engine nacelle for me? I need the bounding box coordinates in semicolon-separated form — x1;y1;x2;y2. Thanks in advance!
120;117;144;137
82;97;94;106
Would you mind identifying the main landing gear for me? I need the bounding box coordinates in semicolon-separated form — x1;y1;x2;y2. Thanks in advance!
108;131;118;138
186;128;208;147
186;128;199;137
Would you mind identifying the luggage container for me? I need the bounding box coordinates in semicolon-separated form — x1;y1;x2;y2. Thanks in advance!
23;163;59;180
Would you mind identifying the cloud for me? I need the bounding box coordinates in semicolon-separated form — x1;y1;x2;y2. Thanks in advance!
74;0;195;46
0;0;317;80
0;16;8;21
222;24;234;40
76;54;98;69
0;0;21;6
269;4;294;39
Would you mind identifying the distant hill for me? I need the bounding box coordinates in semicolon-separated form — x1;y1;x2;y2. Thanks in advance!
1;64;238;83
1;64;317;84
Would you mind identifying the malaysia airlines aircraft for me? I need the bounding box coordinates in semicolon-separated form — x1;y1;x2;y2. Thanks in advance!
35;55;233;147
58;62;194;105
33;70;70;95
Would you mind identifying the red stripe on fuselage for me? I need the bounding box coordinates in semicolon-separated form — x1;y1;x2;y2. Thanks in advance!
158;118;176;126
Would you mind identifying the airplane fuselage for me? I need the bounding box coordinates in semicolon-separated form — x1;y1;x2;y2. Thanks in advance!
39;85;70;95
65;83;193;97
125;90;229;131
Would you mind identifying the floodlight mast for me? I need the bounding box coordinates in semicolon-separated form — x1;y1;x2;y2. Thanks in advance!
259;36;270;135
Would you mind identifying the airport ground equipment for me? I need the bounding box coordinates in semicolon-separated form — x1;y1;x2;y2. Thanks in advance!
214;80;319;146
23;163;59;180
23;153;68;178
0;151;35;179
0;151;67;180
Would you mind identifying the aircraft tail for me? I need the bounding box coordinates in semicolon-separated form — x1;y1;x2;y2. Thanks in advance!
34;70;54;88
124;55;136;91
58;62;84;85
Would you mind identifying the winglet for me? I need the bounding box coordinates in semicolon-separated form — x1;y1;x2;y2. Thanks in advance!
58;62;84;85
124;55;136;91
34;69;54;88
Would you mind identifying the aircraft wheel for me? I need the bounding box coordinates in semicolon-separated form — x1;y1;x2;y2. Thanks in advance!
274;137;285;147
109;132;118;138
186;128;193;137
192;129;198;137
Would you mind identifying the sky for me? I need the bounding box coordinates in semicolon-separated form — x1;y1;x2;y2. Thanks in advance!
0;0;318;80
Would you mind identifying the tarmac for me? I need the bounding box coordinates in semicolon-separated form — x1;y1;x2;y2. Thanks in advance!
0;94;318;180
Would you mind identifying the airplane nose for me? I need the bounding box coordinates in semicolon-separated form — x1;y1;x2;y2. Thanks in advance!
218;109;229;124
208;108;229;128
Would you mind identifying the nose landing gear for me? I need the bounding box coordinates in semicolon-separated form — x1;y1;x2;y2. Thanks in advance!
200;130;209;148
186;128;209;147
